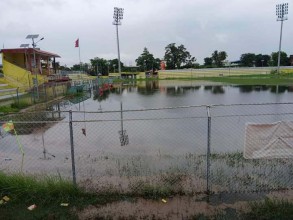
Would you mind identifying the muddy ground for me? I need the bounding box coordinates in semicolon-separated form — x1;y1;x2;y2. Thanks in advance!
77;190;293;220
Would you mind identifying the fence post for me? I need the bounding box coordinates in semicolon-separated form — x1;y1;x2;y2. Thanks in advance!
16;87;19;106
120;101;123;132
62;83;65;95
69;110;77;186
54;83;57;98
206;105;211;195
44;84;47;108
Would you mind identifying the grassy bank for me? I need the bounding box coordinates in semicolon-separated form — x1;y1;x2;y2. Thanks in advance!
197;73;293;85
1;172;293;219
112;72;293;85
0;172;124;219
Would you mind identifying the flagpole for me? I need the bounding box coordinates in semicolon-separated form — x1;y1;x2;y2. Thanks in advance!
78;38;81;73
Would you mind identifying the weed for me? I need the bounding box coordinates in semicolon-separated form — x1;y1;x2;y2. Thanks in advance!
10;101;31;109
0;172;128;219
241;198;293;219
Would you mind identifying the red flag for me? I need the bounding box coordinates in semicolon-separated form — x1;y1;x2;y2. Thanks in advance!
75;38;79;47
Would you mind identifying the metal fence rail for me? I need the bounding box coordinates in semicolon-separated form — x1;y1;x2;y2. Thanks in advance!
0;81;70;107
1;103;293;195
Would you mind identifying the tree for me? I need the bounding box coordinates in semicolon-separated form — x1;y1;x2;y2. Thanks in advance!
89;58;124;75
71;62;90;73
59;65;70;71
82;63;90;73
240;53;256;67
255;54;271;67
211;50;227;67
135;47;160;72
108;59;124;73
271;51;289;66
164;43;196;69
182;56;196;68
204;57;213;67
89;57;108;75
153;58;161;70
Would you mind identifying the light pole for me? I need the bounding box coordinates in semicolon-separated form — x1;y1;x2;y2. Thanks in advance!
20;44;30;89
26;34;44;100
113;7;124;78
276;3;289;74
261;59;264;67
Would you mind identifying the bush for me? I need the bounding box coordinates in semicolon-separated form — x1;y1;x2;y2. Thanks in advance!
241;198;293;220
10;101;30;109
270;69;277;74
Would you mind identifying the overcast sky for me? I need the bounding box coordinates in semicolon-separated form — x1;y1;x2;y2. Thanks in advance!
0;0;292;67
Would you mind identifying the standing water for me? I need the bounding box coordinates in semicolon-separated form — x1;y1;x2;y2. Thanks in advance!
1;80;293;193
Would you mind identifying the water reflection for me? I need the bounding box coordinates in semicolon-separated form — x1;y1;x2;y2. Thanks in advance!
93;89;114;102
204;86;213;91
270;85;287;94
235;85;291;94
89;81;293;102
69;91;92;104
211;86;225;94
137;80;159;95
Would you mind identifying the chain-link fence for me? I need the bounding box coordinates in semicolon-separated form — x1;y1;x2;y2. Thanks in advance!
0;82;70;108
1;103;293;195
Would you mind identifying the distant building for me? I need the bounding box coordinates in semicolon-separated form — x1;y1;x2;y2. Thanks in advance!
0;48;60;89
160;60;166;70
224;60;240;67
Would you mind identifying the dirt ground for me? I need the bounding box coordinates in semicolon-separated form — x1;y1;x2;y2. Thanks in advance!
77;190;293;220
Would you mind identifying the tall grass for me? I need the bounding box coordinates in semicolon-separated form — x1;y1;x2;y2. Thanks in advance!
241;198;293;220
0;172;81;204
0;101;31;114
0;172;129;219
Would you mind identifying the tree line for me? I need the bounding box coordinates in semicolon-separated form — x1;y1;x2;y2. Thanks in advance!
204;51;291;68
61;43;292;75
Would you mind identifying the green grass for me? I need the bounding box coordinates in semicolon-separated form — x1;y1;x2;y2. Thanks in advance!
0;172;123;220
0;105;20;113
158;70;293;85
1;172;293;219
0;101;31;114
241;198;293;220
190;198;293;220
196;74;293;85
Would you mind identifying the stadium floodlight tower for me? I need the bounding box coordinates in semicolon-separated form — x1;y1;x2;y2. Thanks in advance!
276;3;289;74
26;34;44;99
112;7;124;77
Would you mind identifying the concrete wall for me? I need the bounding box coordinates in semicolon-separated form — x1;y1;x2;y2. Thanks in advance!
2;58;46;91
